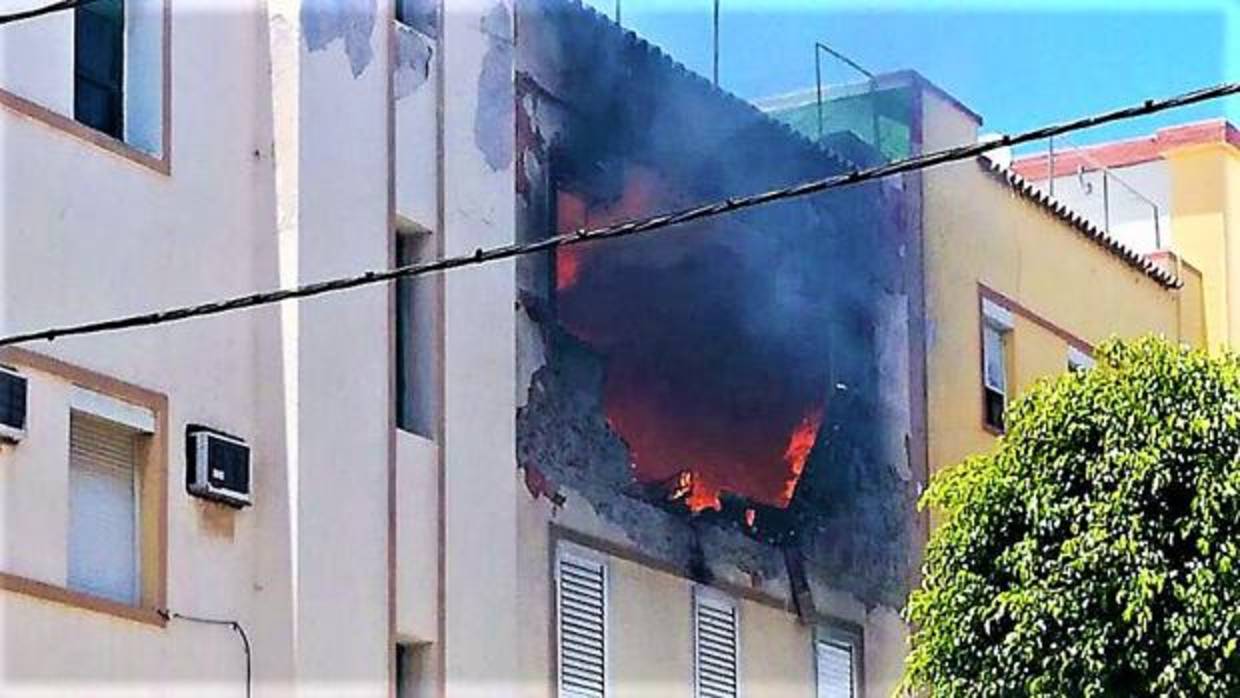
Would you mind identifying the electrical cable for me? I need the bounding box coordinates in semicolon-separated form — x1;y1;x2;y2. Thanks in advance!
0;80;1236;348
158;609;252;698
0;0;101;26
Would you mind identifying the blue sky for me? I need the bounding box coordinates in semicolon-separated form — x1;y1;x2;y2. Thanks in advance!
580;0;1238;151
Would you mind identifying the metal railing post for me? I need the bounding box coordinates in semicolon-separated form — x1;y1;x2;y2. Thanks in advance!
813;42;875;151
815;46;824;142
1152;202;1162;250
1048;135;1056;196
713;0;720;86
1102;171;1110;234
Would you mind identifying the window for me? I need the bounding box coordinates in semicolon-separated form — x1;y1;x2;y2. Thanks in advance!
694;589;739;698
395;227;438;437
395;0;439;38
0;365;28;437
814;630;860;698
1;0;166;165
982;298;1013;432
396;642;430;698
67;410;142;604
74;0;125;139
0;348;166;624
557;550;608;698
1068;346;1095;373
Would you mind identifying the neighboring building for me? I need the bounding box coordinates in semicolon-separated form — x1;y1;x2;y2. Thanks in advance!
0;2;1216;698
1012;120;1239;353
761;74;1206;478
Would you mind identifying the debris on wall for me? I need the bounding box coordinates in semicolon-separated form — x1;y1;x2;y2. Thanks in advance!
475;3;515;171
394;23;433;100
302;0;377;78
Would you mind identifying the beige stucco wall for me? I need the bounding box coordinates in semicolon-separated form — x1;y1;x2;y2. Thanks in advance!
0;0;164;156
438;1;520;696
0;368;73;586
1;1;396;695
0;0;74;115
395;430;437;644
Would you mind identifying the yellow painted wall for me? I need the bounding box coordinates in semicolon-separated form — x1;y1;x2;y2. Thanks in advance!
923;159;1191;479
608;554;696;697
1165;143;1240;352
1174;258;1208;349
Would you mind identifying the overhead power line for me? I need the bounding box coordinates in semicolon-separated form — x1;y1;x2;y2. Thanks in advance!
0;0;100;26
1;80;1237;348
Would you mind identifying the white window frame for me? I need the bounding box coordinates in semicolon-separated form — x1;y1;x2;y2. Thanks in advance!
693;586;740;698
981;298;1014;391
981;298;1013;429
70;385;156;433
814;623;863;698
556;544;609;698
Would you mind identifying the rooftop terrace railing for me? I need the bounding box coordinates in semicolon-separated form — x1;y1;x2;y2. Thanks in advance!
1042;133;1164;251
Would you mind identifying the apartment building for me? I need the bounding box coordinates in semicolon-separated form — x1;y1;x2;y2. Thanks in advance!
0;1;1213;697
2;0;398;695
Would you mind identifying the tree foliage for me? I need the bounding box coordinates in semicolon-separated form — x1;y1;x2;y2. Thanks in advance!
902;338;1240;697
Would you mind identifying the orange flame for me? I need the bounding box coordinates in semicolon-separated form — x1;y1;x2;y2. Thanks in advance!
556;191;589;291
669;470;722;513
779;408;824;505
557;249;581;291
556;168;827;519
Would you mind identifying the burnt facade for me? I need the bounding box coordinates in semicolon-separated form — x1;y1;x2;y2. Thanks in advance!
514;0;923;611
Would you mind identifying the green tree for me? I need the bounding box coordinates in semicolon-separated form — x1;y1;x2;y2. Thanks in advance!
902;338;1240;697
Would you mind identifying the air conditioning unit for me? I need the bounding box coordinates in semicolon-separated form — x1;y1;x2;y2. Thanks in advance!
0;365;27;443
186;425;251;508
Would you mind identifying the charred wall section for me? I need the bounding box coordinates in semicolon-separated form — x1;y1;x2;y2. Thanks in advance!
514;0;919;609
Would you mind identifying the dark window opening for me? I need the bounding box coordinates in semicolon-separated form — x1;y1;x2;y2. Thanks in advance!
984;387;1005;432
981;314;1010;433
0;368;27;432
74;0;125;139
396;230;437;438
396;641;431;698
395;0;439;38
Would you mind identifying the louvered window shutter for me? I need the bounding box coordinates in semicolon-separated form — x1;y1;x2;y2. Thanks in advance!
816;639;855;698
557;553;607;697
694;592;739;698
67;412;139;604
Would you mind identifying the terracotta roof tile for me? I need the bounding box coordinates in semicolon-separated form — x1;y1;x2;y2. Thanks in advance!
1011;119;1240;180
